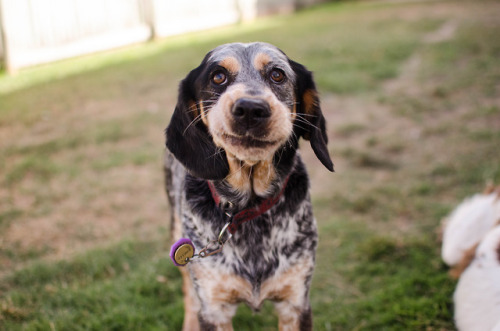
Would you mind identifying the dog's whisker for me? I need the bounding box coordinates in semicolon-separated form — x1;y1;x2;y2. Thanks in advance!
292;123;308;131
292;120;311;131
185;98;218;115
183;113;204;135
293;117;312;126
185;101;204;114
294;117;321;131
284;101;300;107
208;146;225;159
201;90;222;97
294;112;318;118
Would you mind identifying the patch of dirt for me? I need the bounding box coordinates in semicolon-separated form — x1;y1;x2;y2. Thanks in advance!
423;20;458;44
0;75;176;274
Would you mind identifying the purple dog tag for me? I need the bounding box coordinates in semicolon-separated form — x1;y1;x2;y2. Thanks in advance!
170;238;195;267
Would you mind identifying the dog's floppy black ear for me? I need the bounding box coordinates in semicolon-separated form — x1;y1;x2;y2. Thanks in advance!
166;63;229;180
290;60;334;172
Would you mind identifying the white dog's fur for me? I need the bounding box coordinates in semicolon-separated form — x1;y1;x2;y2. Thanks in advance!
441;188;500;331
453;225;500;331
441;191;500;266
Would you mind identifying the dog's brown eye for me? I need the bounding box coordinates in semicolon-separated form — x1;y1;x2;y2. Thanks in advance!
270;69;285;83
212;71;227;85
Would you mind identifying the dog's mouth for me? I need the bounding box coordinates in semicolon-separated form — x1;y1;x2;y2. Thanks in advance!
221;132;277;149
206;90;293;162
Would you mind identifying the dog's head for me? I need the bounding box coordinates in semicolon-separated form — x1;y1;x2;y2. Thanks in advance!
166;42;333;190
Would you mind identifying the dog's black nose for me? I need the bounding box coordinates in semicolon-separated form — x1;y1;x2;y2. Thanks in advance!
231;98;271;129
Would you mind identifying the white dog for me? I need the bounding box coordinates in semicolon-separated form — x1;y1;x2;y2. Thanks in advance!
441;187;500;331
453;225;500;331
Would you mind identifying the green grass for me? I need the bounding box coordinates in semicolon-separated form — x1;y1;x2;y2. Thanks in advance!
2;0;500;329
1;241;185;330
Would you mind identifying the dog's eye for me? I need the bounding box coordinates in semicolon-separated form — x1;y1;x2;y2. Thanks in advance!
270;69;285;83
212;71;227;85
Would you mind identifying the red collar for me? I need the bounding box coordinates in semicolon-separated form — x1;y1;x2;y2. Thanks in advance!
207;177;289;235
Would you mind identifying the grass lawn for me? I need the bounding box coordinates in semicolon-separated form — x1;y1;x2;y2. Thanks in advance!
1;0;500;329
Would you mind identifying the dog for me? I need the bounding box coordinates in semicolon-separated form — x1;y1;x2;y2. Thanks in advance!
441;186;500;331
164;42;333;330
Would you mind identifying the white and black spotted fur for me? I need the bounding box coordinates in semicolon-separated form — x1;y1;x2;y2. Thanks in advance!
164;42;333;330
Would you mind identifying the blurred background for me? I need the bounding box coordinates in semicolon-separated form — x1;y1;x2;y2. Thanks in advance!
1;0;499;329
0;0;322;73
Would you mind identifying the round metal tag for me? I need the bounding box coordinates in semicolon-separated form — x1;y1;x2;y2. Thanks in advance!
170;238;195;267
174;243;194;265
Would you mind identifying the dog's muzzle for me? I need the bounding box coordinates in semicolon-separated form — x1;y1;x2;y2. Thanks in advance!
231;98;271;136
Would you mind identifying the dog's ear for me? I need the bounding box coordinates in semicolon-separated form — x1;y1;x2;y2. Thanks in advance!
166;63;229;180
290;60;334;172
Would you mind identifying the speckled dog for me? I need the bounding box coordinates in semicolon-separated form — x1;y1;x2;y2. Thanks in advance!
164;42;333;331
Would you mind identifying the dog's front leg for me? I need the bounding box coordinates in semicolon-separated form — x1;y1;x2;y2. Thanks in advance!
197;312;234;331
180;268;201;331
196;301;237;331
262;258;315;331
274;300;313;331
190;266;251;331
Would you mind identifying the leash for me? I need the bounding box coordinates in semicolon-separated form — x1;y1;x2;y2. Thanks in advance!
170;176;289;267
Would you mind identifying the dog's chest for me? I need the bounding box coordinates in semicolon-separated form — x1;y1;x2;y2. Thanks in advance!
190;250;315;311
185;200;316;282
182;187;317;288
186;208;317;311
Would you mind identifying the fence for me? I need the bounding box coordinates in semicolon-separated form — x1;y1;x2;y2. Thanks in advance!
0;0;325;73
